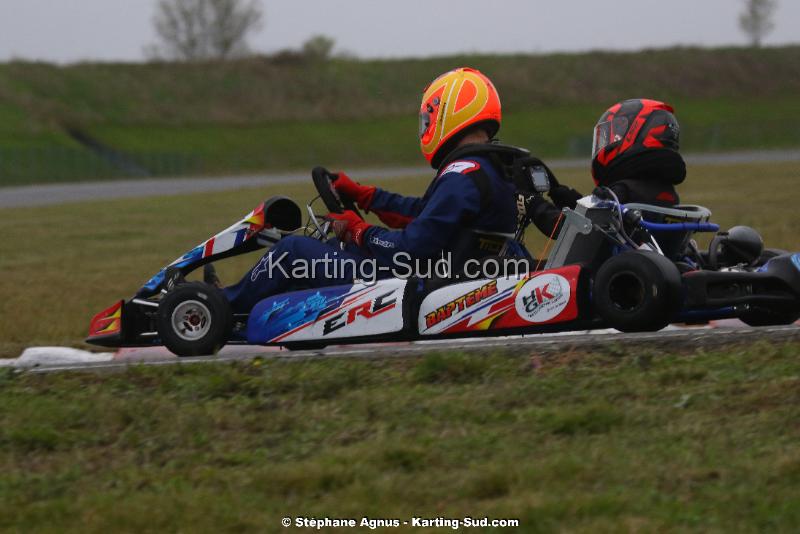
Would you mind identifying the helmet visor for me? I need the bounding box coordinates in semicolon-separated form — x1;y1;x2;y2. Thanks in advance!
592;116;629;158
419;111;431;139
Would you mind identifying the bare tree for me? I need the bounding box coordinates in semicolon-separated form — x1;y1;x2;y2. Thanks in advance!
151;0;264;61
739;0;778;48
302;35;335;61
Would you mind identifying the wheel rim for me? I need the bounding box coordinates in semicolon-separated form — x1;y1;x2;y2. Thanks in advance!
607;271;645;312
171;300;212;341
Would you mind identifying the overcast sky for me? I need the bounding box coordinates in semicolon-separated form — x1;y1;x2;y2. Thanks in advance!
0;0;798;63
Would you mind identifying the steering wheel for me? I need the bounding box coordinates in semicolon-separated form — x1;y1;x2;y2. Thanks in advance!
311;166;364;219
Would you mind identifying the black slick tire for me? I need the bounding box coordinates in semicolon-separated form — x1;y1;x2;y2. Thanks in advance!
157;282;232;357
593;250;683;332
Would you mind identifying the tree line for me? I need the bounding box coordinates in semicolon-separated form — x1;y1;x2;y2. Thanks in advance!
150;0;780;62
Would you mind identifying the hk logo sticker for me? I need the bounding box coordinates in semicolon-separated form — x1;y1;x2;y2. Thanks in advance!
514;274;570;323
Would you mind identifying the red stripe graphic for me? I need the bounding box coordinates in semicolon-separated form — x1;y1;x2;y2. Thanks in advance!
203;238;216;258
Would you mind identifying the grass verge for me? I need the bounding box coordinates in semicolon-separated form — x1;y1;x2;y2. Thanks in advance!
1;341;799;531
87;96;800;178
2;97;798;186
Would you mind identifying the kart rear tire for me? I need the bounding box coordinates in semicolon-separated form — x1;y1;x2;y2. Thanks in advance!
157;282;232;357
740;308;800;327
593;250;682;332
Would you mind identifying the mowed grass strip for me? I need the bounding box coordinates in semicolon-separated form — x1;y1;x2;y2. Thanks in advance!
0;161;798;356
1;342;799;531
85;96;800;179
3;96;797;186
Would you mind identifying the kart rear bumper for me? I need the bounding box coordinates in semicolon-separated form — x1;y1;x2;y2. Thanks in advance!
683;263;800;311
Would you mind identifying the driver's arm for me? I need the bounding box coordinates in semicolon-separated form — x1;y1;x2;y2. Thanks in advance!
368;188;424;229
526;185;583;238
333;172;423;229
527;195;565;237
360;172;480;266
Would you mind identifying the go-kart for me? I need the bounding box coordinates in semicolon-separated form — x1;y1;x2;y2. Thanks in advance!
87;165;800;356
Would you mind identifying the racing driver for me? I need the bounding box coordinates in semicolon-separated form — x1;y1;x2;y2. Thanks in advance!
526;98;687;236
220;67;522;313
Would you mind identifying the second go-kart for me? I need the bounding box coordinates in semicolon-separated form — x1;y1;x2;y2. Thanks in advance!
87;151;800;356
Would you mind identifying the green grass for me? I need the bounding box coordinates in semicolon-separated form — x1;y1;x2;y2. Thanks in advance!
85;96;800;178
0;46;799;185
0;160;797;358
3;47;799;129
3;99;798;186
1;342;800;531
0;158;799;531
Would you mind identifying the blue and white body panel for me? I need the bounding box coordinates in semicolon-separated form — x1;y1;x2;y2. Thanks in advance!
247;278;408;344
136;198;298;298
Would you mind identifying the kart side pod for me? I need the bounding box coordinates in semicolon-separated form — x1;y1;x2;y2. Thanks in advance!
246;278;411;345
417;266;583;335
246;266;586;345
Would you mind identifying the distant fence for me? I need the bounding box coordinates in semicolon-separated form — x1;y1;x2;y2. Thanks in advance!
0;147;201;187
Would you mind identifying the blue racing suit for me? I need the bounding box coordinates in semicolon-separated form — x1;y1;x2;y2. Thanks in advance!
223;154;518;313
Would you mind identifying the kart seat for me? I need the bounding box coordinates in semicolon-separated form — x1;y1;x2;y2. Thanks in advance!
625;203;712;260
423;228;517;292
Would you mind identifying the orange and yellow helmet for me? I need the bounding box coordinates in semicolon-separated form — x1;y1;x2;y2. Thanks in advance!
419;67;502;168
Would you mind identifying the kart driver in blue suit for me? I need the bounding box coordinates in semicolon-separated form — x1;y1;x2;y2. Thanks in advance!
221;67;524;313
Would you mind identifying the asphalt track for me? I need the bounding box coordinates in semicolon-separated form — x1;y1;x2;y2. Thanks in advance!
17;324;800;374
2;149;799;209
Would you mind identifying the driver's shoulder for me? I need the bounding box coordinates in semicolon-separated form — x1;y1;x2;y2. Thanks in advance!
436;155;498;181
428;156;498;205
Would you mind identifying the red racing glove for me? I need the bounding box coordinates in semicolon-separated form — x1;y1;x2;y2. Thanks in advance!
326;210;372;247
332;172;376;210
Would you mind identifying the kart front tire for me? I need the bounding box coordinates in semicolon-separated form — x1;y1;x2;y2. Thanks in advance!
157;282;232;357
593;250;683;332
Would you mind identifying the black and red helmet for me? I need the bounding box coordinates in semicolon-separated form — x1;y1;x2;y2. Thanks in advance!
591;98;685;186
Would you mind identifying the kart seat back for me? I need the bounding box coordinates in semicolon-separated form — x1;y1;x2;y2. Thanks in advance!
424;228;515;292
451;228;514;268
626;203;711;260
